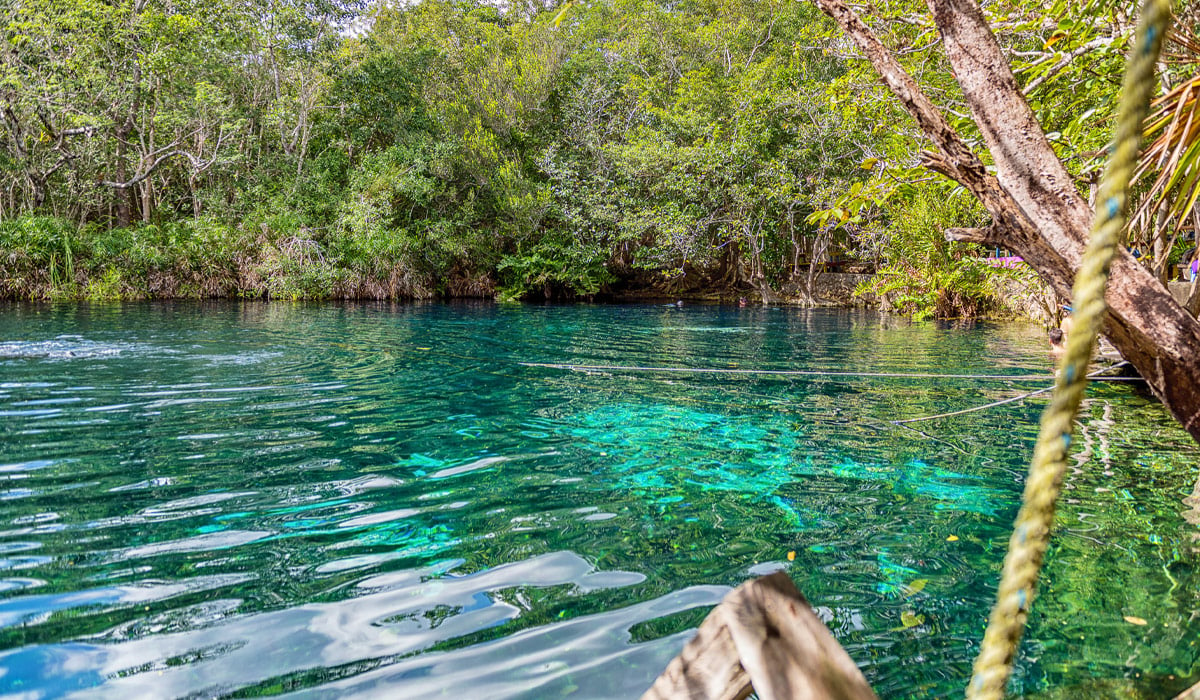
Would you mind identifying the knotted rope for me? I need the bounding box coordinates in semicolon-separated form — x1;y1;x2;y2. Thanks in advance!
967;1;1173;697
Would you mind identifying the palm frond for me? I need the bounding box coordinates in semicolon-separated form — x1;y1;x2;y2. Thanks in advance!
1133;77;1200;228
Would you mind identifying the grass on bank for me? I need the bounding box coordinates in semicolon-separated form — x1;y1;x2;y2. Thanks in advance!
0;215;466;301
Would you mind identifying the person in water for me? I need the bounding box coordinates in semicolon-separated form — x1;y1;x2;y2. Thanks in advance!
1048;327;1066;361
1060;304;1074;337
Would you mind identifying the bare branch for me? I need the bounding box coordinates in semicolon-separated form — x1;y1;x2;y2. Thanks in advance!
1022;36;1116;96
926;0;1093;256
744;18;776;68
810;0;1020;221
98;124;228;190
59;125;98;137
188;128;228;173
945;226;1002;246
43;154;72;179
1;105;28;159
98;150;189;189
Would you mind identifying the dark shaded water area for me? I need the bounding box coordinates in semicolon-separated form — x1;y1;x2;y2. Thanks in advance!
0;301;1196;699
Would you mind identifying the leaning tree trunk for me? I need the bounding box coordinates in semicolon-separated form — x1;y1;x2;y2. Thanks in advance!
815;0;1200;442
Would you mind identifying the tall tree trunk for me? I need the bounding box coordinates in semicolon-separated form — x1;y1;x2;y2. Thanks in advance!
140;108;153;224
141;179;152;224
28;174;46;210
1153;198;1170;283
189;175;201;218
115;125;132;228
117;16;143;229
815;0;1200;442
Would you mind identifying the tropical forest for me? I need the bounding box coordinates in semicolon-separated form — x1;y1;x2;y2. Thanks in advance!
3;0;1200;697
10;0;1192;313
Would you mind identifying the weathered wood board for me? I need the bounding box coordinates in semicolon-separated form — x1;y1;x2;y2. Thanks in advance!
642;572;878;700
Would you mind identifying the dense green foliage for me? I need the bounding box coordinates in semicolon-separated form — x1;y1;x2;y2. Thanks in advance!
0;0;1169;312
855;185;997;321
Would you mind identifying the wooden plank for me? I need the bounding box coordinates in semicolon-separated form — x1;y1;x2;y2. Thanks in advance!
1175;679;1200;699
640;601;753;700
642;572;877;700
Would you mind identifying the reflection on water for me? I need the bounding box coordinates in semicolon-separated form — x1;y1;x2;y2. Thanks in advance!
3;552;708;699
0;301;1195;698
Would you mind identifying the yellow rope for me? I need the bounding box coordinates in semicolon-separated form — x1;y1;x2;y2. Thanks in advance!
966;2;1172;697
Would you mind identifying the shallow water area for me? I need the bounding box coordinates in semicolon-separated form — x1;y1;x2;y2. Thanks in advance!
0;301;1196;699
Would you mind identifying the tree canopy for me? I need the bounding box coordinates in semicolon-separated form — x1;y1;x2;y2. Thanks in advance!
0;0;1195;316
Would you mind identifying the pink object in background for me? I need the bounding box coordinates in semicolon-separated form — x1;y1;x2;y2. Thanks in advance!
984;256;1025;269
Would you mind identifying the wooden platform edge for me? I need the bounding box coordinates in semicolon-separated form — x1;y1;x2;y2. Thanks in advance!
641;572;878;700
1176;679;1200;699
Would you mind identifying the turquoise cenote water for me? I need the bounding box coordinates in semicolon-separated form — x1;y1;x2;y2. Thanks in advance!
0;302;1197;699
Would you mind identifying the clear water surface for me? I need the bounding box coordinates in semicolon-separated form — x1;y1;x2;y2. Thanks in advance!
0;302;1196;699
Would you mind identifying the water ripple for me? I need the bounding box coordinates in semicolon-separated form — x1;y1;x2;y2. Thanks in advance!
0;552;660;698
0;303;1195;698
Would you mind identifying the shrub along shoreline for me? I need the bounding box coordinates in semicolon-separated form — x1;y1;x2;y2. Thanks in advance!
1;214;1055;322
6;0;1100;320
1;215;485;302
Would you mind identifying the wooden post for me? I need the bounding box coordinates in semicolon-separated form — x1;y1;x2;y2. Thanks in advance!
642;572;878;700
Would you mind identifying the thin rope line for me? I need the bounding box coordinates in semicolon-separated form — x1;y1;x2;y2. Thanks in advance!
893;387;1054;424
521;362;1144;383
891;421;973;455
894;364;1136;425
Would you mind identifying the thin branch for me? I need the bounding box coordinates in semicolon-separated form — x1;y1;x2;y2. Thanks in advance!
98;150;189;189
1022;36;1116;95
1;105;28;159
59;125;98;137
98;124;228;189
744;18;776;68
810;0;992;190
188;127;228;172
43;153;72;179
945;225;1003;246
